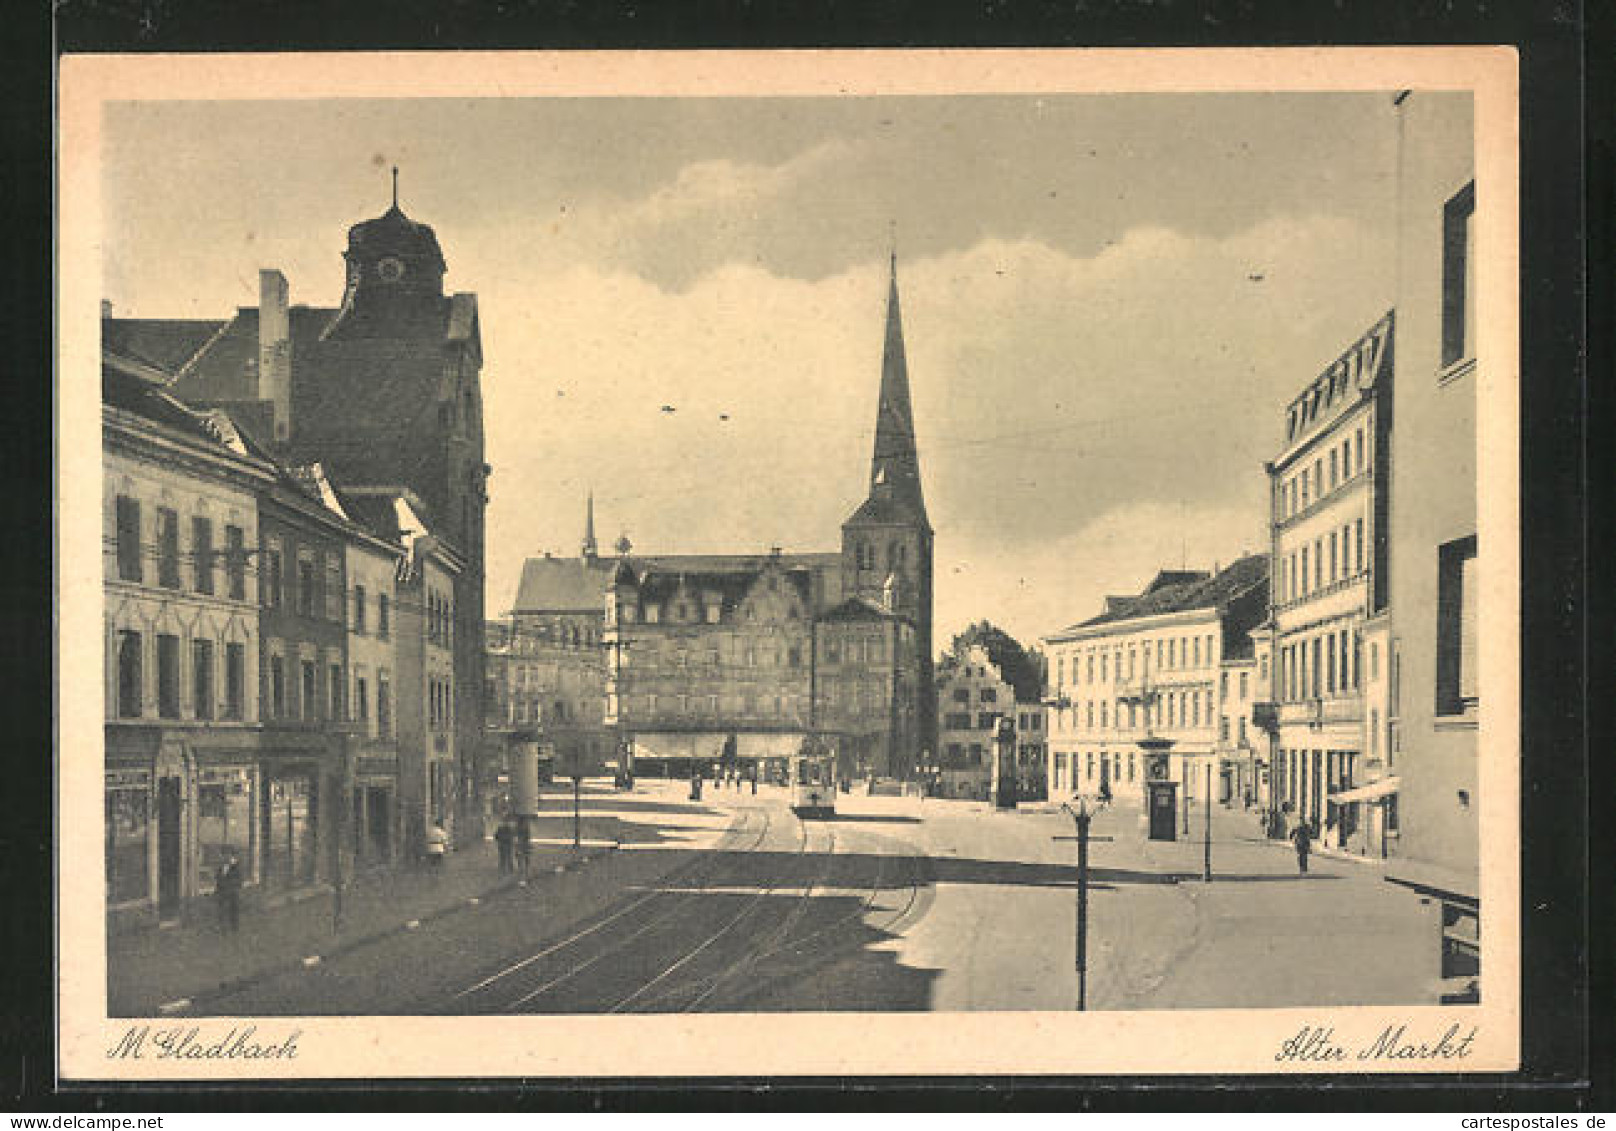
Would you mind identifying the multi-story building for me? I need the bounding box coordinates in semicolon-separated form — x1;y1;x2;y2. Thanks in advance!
102;351;275;924
254;463;355;895
1382;91;1481;1000
812;586;919;782
344;488;465;852
1043;557;1268;819
1216;651;1258;807
935;645;1014;799
1014;701;1048;802
337;493;404;866
1265;311;1394;850
106;185;490;838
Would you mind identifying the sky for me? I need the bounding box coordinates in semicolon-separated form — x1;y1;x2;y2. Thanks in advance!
102;92;1410;649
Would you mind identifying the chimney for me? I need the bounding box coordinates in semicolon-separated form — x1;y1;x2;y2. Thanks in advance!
258;269;291;443
101;299;113;319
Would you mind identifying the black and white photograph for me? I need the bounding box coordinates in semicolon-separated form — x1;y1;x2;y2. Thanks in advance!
57;48;1520;1079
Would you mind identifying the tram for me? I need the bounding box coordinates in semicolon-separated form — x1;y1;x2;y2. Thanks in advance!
789;735;838;819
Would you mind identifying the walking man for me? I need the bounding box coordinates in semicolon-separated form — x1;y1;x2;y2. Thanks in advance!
1291;818;1314;874
215;851;242;934
494;815;515;875
515;815;532;880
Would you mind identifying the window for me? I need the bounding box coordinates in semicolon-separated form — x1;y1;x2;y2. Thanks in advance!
224;643;244;720
116;630;142;717
156;508;181;589
977;712;996;730
329;663;344;720
225;525;246;599
378;675;392;734
980;687;997;703
297;557;317;617
1239;670;1249;699
646;605;660;624
1300;547;1310;595
378;594;390;638
1355;519;1365;575
115;496;142;581
1328;533;1338;583
354;585;367;633
1193;637;1201;667
1442;181;1477;368
270;655;286;717
1354;428;1364;475
192;638;213;719
1328;450;1338;490
301;659;317;720
157;634;180;718
953;688;970;704
264;541;283;607
192;516;214;594
1437;535;1479;713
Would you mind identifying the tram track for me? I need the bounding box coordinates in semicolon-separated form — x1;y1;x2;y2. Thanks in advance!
442;803;778;1013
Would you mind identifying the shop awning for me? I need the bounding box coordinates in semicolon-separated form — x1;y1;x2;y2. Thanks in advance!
1330;775;1400;803
738;732;807;760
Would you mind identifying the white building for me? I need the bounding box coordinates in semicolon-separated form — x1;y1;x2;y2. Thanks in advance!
103;351;275;923
1266;312;1394;852
342;519;404;865
1043;557;1268;819
1381;90;1481;1000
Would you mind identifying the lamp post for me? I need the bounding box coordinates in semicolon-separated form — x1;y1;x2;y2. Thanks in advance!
1059;792;1111;1010
1204;761;1213;881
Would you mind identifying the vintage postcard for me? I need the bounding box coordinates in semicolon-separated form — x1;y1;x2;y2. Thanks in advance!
57;47;1519;1079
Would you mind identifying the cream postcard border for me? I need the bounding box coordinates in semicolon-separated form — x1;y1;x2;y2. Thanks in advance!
56;47;1521;1080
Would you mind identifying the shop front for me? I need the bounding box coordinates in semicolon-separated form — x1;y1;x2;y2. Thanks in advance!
106;725;262;927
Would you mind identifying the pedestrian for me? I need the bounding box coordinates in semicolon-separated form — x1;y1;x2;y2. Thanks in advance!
515;815;532;879
424;821;448;873
1290;818;1313;874
494;815;515;874
215;851;242;933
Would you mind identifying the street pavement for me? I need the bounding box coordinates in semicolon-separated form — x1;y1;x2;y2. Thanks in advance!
115;779;1436;1016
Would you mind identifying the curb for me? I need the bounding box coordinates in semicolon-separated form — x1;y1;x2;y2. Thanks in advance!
149;839;625;1016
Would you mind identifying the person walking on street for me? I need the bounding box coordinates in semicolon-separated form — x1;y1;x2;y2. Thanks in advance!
515;815;532;880
424;821;449;873
1291;819;1313;874
494;815;515;874
215;851;242;933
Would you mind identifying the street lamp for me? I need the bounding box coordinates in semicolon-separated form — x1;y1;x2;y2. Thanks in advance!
1059;791;1111;1011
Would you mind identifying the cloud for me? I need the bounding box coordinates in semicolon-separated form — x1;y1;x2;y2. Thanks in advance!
479;211;1392;651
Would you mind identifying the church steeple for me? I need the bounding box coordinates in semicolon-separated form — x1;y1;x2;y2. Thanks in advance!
868;251;928;524
581;490;598;561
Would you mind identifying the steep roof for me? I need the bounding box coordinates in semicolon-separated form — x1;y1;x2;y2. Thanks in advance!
817;596;906;625
103;355;222;444
512;550;841;614
1061;554;1269;632
513;556;616;613
103;317;227;375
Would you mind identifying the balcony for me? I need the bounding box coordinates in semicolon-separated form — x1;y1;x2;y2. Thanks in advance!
1277;696;1364;728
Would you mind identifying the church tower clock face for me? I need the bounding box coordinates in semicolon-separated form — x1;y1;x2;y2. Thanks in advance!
377;256;406;282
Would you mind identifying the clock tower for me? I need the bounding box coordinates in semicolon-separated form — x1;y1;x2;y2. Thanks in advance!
332;168;448;338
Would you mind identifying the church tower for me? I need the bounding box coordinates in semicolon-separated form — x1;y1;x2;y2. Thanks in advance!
842;251;936;765
581;491;599;561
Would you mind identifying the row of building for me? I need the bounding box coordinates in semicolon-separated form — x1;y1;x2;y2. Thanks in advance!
102;190;491;925
1039;91;1480;997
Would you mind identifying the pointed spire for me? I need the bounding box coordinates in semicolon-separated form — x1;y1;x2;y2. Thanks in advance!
867;247;927;521
581;490;598;560
391;166;399;210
